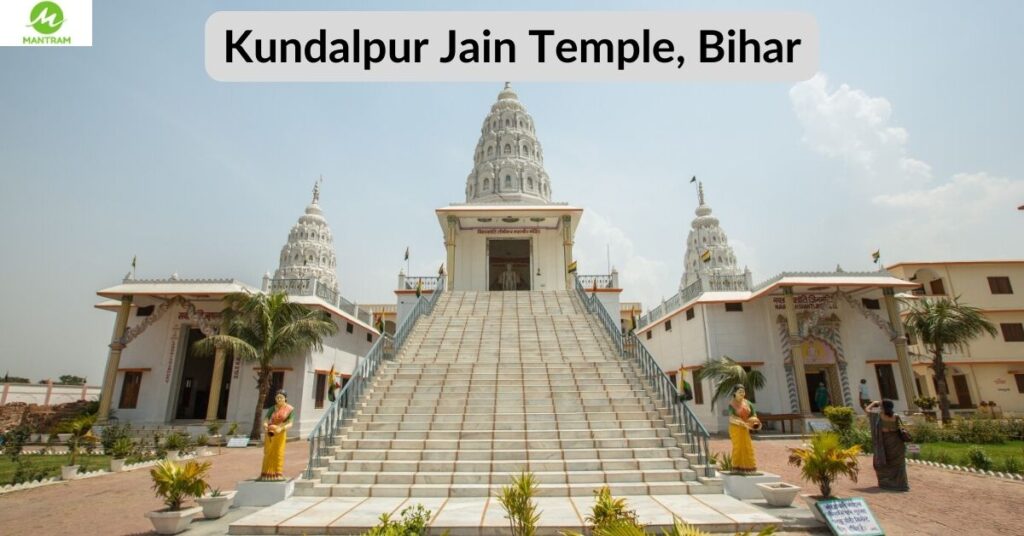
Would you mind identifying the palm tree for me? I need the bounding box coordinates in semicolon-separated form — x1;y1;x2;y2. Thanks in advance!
903;297;996;423
193;291;337;440
697;356;766;409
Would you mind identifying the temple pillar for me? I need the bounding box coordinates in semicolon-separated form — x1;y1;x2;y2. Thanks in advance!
562;215;574;288
783;287;812;415
97;294;133;421
445;216;457;290
205;346;227;422
884;287;918;409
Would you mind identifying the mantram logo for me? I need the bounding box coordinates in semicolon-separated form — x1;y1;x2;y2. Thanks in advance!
28;1;64;35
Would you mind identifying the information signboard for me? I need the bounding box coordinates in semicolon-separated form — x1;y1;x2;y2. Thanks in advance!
816;497;884;536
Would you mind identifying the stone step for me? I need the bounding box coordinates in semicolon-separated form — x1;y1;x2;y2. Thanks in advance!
323;457;689;474
328;446;685;462
341;427;671;440
351;420;667;432
335;437;678;451
324;468;696;486
295;480;703;498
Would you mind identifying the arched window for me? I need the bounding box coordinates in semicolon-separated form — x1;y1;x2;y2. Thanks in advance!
487;146;493;157
527;177;534;189
504;144;511;155
505;119;510;126
505;175;512;187
523;146;530;156
483;178;490;190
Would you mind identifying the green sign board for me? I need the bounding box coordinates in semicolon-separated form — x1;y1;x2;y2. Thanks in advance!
816;498;884;536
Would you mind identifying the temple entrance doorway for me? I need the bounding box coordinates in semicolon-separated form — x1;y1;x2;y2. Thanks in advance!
172;328;233;421
487;239;531;291
805;365;842;413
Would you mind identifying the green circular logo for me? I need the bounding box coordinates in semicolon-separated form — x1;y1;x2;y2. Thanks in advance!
29;1;64;35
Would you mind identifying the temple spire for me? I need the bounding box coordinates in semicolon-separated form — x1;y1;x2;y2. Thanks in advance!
312;176;322;205
698;181;705;206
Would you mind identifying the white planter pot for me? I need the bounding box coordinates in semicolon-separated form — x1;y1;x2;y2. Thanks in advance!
57;433;72;442
197;490;236;519
166;452;182;462
61;465;80;480
110;458;126;472
800;494;832;523
756;482;801;507
30;433;43;443
145;506;202;535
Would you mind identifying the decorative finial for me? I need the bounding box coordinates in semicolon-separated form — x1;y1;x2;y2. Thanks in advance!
698;182;705;206
504;81;511;89
312;176;322;204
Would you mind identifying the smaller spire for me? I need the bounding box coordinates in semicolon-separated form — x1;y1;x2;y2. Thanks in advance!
698;181;705;206
504;81;511;89
312;176;322;205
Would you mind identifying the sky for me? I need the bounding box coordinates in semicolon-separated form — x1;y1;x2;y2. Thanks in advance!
1;1;1022;382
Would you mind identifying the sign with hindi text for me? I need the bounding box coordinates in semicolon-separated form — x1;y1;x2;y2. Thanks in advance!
816;498;884;536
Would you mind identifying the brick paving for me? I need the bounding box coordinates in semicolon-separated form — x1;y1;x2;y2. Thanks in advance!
712;437;1024;535
0;440;308;536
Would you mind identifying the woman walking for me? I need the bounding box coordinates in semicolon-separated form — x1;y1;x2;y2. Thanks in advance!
866;399;910;491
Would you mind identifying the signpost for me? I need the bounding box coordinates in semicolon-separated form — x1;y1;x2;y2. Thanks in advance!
226;436;250;448
816;497;884;536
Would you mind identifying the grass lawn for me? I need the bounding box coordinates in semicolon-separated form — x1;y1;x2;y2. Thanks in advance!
915;440;1024;468
0;454;112;485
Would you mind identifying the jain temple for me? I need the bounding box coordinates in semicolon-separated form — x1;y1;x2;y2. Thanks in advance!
90;84;1024;530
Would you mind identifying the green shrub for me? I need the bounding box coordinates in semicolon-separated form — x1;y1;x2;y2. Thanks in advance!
2;425;32;461
364;504;432;536
823;406;855;434
965;446;993;470
933;451;953;465
948;418;1008;444
163;432;193;456
110;437;136;460
586;486;640;532
497;472;539;536
717;453;733;472
840;426;873;454
100;422;133;452
908;420;944;443
1001;456;1022;475
913;396;937;410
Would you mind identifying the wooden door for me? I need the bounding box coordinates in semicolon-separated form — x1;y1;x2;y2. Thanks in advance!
952;375;973;408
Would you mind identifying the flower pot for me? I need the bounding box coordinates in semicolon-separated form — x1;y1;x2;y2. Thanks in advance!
800;494;835;524
111;458;126;472
30;433;43;443
145;506;202;535
197;490;236;519
166;452;182;462
757;482;801;507
61;465;80;481
57;433;72;442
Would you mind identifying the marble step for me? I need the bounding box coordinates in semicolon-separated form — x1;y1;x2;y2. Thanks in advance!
340;427;671;440
294;480;705;498
325;468;696;486
323;457;690;474
334;436;678;451
327;446;685;463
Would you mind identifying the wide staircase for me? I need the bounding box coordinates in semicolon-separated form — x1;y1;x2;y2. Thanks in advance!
297;290;712;498
231;290;781;534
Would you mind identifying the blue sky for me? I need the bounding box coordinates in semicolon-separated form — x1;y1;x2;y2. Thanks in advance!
1;1;1022;382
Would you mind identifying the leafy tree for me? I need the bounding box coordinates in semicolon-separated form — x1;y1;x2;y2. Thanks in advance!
57;375;87;385
903;297;996;423
1;373;30;384
192;291;337;440
696;356;766;409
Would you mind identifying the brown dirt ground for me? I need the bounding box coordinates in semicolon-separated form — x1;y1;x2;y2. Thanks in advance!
0;440;308;536
711;437;1024;535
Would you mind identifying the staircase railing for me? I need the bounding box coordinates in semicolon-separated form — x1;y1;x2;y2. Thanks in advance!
304;275;446;478
573;276;714;478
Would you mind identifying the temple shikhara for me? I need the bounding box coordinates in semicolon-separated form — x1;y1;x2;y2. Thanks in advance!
90;84;1024;533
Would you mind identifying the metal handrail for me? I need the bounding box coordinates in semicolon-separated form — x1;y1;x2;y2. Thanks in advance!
304;275;446;478
573;275;715;478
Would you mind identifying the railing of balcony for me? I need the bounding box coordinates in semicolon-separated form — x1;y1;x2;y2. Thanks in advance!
577;274;615;289
305;275;446;479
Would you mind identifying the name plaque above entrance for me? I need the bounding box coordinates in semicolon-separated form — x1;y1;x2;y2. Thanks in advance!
476;228;541;235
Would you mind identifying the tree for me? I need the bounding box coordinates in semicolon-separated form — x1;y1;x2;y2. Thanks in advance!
696;356;766;409
58;375;86;385
192;291;337;440
2;373;30;384
903;297;996;423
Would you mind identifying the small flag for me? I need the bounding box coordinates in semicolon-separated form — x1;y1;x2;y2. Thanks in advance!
689;176;697;184
567;260;578;273
415;279;423;298
374;314;385;333
871;250;881;264
701;249;712;263
438;263;445;276
404;247;409;261
131;255;137;269
630;308;637;332
326;365;341;402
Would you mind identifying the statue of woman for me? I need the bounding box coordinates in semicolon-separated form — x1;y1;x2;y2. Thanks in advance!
259;390;294;481
728;386;761;473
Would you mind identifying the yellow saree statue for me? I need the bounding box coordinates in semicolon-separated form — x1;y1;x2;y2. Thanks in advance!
727;386;761;473
260;390;294;481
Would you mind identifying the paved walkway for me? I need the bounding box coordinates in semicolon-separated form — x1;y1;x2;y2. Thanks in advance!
715;437;1024;536
0;441;309;536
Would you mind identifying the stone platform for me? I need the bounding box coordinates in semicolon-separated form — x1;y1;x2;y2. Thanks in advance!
228;494;781;535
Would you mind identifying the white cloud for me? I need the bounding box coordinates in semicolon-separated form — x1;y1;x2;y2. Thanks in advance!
574;210;673;310
790;73;932;187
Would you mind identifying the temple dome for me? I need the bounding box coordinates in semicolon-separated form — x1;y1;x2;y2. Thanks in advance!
464;83;552;205
273;181;339;294
681;183;747;291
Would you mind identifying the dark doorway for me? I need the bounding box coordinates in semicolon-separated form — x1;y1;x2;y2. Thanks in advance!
952;374;973;408
263;371;286;409
488;239;531;291
174;329;233;420
806;371;827;412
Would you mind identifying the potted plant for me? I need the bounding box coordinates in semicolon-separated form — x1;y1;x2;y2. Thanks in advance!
197;487;237;519
195;435;211;457
163;432;193;462
146;459;211;534
61;414;96;480
110;436;136;472
914;396;938;421
206;422;222;453
226;422;239;438
787;432;861;522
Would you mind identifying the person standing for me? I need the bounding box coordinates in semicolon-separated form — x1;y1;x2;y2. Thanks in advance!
866;399;910;491
814;382;830;412
859;379;871;412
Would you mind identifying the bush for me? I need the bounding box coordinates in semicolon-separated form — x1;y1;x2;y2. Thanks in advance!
908;420;945;443
163;432;193;456
100;422;133;452
965;446;993;470
948;418;1008;444
839;426;873;454
497;472;539;536
913;396;937;410
365;504;432;536
2;425;32;461
824;406;855;434
110;437;136;460
933;451;953;465
586;486;640;532
1001;456;1022;475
